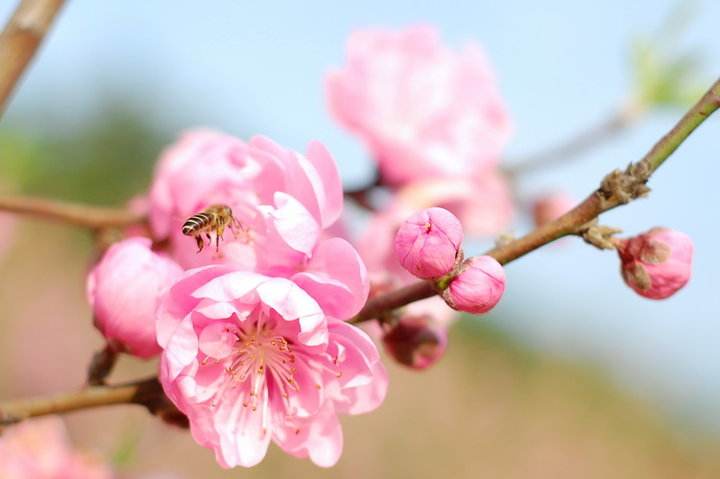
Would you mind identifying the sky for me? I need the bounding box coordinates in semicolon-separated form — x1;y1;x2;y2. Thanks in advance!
1;0;719;430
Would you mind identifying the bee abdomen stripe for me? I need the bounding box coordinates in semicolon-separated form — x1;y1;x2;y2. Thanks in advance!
182;214;211;234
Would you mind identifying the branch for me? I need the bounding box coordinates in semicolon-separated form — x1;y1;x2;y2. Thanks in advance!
0;195;146;229
503;100;645;176
0;0;66;118
0;377;185;428
352;78;720;324
343;169;381;211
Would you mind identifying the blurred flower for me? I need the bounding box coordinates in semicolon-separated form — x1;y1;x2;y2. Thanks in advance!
532;192;575;227
157;265;387;468
0;417;113;479
327;25;511;186
442;256;505;314
394;207;463;279
382;315;448;370
87;237;183;359
148;130;343;272
617;227;693;300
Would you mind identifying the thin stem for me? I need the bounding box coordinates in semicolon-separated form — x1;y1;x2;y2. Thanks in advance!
504;100;645;176
0;0;66;118
0;377;177;427
352;77;720;324
86;343;118;386
0;195;146;229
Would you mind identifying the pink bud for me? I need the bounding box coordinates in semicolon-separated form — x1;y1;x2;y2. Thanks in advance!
394;207;463;279
87;238;183;358
382;316;447;370
442;255;505;314
617;227;693;300
532;192;574;227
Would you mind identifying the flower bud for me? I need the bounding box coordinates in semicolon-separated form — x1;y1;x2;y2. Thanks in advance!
532;192;574;227
87;238;183;358
394;207;463;279
442;255;505;314
382;316;447;370
617;227;693;300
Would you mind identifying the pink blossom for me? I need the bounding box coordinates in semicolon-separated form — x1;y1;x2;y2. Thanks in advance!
394;207;463;279
617;227;693;300
87;237;183;358
532;192;575;227
148;130;343;273
442;256;506;314
382;315;448;370
156;265;387;468
0;417;113;479
327;25;511;185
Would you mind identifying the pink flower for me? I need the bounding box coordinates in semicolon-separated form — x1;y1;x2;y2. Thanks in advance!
0;417;113;479
394;207;463;279
327;25;511;185
87;237;183;358
617;227;693;300
382;315;448;370
532;192;574;227
156;265;387;468
442;256;505;314
148;130;343;273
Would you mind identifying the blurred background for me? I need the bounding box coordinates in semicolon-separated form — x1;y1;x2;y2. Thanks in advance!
0;0;719;477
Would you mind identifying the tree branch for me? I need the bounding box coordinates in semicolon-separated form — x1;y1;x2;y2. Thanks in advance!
503;100;645;176
0;195;146;229
352;78;720;324
0;377;185;428
0;0;66;118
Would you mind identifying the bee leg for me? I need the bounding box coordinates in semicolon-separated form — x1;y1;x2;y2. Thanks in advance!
215;225;226;252
195;234;204;253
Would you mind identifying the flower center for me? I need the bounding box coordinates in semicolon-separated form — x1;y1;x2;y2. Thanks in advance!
218;321;299;411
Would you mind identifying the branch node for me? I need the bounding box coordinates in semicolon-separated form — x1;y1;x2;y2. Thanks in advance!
578;221;623;250
598;162;652;208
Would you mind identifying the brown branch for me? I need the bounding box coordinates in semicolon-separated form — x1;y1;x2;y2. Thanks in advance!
86;344;118;386
352;78;720;324
343;170;381;211
0;377;185;429
504;100;646;176
0;195;146;229
0;0;66;118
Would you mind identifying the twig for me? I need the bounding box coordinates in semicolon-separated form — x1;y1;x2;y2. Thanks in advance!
343;170;381;211
86;343;118;386
352;78;720;324
504;100;645;176
0;195;146;229
0;0;66;118
0;377;185;428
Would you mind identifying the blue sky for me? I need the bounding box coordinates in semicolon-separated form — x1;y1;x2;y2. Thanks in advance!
1;0;719;430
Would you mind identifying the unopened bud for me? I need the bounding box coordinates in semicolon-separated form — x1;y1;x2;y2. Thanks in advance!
382;316;448;370
617;227;693;300
442;256;505;314
87;238;183;358
394;207;463;279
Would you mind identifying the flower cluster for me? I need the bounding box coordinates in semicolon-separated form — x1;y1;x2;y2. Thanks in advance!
0;418;113;479
86;131;387;468
329;25;514;237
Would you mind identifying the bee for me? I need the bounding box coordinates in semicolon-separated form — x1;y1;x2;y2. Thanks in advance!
182;204;243;253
